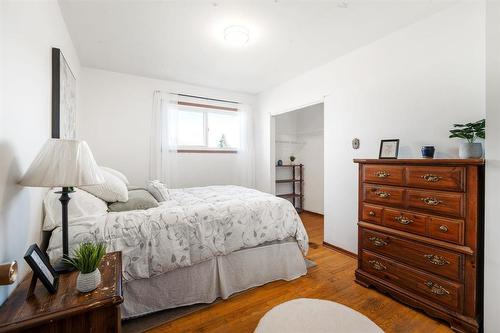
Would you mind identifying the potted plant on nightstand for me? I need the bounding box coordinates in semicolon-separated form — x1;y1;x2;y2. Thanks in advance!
449;119;485;158
63;242;106;293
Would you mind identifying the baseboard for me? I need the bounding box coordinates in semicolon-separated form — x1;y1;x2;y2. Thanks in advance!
301;210;324;217
322;241;358;259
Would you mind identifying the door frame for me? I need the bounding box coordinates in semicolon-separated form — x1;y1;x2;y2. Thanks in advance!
270;99;325;195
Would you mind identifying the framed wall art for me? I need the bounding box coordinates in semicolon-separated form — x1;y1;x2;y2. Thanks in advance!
52;48;76;139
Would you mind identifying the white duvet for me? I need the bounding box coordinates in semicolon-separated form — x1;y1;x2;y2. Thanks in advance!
47;185;309;282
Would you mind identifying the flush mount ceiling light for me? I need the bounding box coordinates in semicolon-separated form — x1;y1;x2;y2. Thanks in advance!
224;25;250;46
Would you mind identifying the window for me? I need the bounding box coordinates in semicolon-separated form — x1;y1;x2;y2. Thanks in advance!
177;110;205;147
176;101;240;152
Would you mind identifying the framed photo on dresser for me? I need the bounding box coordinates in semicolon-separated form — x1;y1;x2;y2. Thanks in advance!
378;139;399;159
24;244;58;294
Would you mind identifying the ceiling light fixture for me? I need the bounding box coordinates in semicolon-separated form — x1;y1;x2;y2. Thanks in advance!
224;26;250;46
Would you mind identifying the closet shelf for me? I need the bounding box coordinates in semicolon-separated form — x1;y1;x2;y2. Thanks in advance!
276;164;304;167
276;179;303;183
276;193;304;198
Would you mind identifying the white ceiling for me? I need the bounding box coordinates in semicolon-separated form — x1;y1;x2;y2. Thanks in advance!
59;0;452;94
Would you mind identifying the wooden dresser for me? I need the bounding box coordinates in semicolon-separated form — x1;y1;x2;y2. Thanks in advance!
354;159;484;333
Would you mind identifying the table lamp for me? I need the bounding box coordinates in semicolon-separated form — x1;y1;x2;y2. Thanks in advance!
20;139;104;271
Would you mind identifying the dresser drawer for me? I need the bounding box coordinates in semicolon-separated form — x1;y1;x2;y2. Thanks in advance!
405;166;465;192
363;184;405;207
407;189;464;218
362;204;383;224
361;229;463;281
362;165;404;186
428;216;464;245
361;250;463;312
383;208;426;236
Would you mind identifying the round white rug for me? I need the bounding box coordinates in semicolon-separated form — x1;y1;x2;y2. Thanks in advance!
254;298;384;333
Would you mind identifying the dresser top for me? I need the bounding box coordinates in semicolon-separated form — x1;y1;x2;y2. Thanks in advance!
353;158;485;166
0;252;123;332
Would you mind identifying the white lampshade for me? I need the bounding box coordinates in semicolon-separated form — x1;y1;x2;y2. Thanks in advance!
20;139;104;187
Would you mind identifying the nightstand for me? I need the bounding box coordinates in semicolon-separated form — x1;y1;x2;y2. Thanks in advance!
0;252;123;333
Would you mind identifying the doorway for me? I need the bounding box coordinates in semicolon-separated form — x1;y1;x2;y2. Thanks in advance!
273;103;324;214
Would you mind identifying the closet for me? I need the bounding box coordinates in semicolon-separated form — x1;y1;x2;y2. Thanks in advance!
274;103;324;214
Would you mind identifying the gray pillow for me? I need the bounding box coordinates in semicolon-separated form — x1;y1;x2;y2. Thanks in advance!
108;189;159;212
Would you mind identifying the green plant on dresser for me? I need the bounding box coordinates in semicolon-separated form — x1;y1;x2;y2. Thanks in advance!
449;119;485;158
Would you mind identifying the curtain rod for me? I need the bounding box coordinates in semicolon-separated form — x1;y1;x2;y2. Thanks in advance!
177;93;240;105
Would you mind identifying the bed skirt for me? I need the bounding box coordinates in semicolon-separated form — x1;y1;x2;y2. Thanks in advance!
122;239;307;319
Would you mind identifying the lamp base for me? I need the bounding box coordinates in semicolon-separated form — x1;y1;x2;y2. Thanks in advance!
53;258;75;274
55;187;75;274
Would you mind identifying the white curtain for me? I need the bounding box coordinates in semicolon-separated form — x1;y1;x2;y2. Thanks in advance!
150;91;255;189
236;104;255;188
149;91;180;187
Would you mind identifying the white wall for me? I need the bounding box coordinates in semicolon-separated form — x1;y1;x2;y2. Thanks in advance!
275;104;324;214
483;1;500;331
256;2;485;253
78;68;255;187
0;0;80;305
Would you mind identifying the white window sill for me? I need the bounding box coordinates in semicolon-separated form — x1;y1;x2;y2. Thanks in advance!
177;148;238;154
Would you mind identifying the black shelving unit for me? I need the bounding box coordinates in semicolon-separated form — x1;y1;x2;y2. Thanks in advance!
276;164;303;213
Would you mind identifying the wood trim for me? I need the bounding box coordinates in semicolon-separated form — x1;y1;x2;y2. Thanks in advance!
354;158;485;166
178;101;238;112
323;241;358;259
177;149;237;154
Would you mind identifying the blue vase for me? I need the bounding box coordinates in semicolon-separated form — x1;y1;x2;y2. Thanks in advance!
277;160;283;166
421;146;435;158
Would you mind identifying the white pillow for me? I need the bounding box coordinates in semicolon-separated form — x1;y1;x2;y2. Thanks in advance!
100;166;129;185
43;188;108;231
146;180;171;202
80;169;128;202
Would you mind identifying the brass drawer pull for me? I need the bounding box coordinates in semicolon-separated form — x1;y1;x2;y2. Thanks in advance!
394;215;413;225
422;174;442;182
368;211;376;217
376;191;390;198
424;254;450;266
421;197;442;206
368;237;388;247
425;281;450;296
375;171;390;178
368;260;387;271
439;225;449;233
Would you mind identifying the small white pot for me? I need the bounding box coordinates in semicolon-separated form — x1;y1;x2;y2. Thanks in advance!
459;142;483;159
76;268;101;293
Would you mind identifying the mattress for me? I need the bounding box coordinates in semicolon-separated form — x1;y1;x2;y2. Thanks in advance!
47;185;309;283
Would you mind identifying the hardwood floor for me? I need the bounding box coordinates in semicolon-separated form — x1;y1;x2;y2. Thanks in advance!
149;212;453;333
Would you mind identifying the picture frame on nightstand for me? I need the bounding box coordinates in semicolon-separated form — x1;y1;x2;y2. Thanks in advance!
24;244;58;294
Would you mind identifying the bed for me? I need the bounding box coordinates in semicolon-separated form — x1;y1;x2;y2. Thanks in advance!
45;185;309;319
